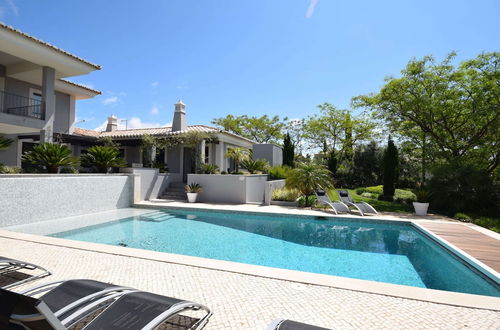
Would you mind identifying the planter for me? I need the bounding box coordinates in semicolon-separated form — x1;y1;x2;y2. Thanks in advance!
413;202;429;216
187;192;198;203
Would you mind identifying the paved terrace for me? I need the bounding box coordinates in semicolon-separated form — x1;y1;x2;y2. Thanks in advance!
2;202;499;329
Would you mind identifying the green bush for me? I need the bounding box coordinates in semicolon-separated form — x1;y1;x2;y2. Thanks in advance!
240;158;268;174
394;189;416;204
297;195;317;208
80;145;127;173
22;143;79;173
454;213;472;222
272;188;300;202
0;165;22;174
428;163;499;215
360;192;374;198
198;163;219;174
474;217;500;233
268;165;292;180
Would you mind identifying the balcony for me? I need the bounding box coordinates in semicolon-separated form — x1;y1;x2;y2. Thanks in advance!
0;90;45;120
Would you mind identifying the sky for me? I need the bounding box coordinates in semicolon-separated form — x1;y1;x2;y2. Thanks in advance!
1;0;499;130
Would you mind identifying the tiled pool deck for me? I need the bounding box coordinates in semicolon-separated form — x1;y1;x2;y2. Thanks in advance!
2;203;500;329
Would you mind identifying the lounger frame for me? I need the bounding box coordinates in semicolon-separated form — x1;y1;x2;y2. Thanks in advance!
0;257;51;289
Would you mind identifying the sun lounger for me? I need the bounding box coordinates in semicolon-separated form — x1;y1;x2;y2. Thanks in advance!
0;256;51;289
337;190;378;216
267;319;332;330
315;190;350;215
1;279;212;330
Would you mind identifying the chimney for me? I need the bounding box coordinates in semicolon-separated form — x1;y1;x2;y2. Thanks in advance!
172;99;187;132
106;114;118;132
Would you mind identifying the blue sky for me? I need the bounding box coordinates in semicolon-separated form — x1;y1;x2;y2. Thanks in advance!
1;0;499;130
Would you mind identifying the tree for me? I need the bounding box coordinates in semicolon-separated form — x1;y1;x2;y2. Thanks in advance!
283;133;295;167
225;147;250;172
22;143;79;173
383;137;399;199
353;52;500;175
283;119;305;153
81;145;127;173
326;149;338;177
285;162;333;207
240;158;269;174
0;135;13;151
303;103;376;156
212;114;286;143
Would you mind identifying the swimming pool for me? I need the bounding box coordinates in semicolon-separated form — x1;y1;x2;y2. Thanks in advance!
49;208;500;297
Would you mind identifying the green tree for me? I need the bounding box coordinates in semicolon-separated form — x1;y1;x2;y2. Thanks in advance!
283;133;295;167
303;103;376;156
286;162;333;207
0;135;13;151
240;158;269;174
212;114;286;143
22;143;79;173
383;137;399;199
225;147;250;172
81;145;127;173
353;52;500;175
326;149;338;177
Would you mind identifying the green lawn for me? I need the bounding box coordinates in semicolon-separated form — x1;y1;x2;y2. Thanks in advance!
326;189;414;213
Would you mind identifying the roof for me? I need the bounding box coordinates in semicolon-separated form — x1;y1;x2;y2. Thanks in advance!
59;79;102;95
72;125;256;143
0;22;101;70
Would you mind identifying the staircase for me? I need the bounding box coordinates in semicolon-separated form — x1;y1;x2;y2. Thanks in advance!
159;182;186;201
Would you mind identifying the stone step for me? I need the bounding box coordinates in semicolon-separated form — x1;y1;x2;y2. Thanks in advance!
159;191;186;200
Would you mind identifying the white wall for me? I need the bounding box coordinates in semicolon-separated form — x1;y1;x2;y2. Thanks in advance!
0;174;134;227
187;174;267;204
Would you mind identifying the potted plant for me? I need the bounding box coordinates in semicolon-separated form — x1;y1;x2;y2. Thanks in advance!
185;183;203;203
413;188;431;216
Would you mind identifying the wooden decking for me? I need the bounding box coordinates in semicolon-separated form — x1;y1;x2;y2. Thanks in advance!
418;222;500;273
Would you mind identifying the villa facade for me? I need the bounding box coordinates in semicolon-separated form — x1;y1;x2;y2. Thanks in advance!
72;100;256;182
0;22;101;167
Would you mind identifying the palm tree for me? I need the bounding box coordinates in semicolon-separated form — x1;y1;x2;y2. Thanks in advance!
286;162;333;207
22;143;79;173
225;147;249;172
0;135;13;151
81;145;127;173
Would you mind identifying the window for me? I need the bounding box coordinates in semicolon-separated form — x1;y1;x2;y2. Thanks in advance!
204;145;210;163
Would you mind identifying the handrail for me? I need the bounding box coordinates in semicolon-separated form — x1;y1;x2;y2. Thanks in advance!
0;90;45;120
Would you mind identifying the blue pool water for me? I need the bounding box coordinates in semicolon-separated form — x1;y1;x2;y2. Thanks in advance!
50;209;500;297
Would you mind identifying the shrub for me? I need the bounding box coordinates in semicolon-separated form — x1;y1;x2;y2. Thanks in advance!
268;165;292;180
360;192;374;199
272;188;300;202
59;166;79;174
0;135;13;151
198;163;219;174
383;137;399;198
428;163;499;215
80;145;127;173
454;213;472;222
185;183;203;193
394;189;416;204
240;158;268;174
22;143;79;173
220;171;227;175
0;165;22;174
297;195;317;208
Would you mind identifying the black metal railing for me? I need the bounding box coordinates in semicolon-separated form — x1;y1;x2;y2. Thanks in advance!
0;90;45;120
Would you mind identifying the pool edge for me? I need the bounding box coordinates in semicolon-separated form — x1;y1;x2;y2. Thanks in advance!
1;227;499;311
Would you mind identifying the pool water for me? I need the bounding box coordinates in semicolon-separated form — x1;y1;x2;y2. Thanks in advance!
50;209;500;297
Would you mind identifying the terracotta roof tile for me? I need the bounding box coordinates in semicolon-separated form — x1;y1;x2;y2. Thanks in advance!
0;22;101;70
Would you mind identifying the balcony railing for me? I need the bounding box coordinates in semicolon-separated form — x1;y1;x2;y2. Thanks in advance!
0;90;45;120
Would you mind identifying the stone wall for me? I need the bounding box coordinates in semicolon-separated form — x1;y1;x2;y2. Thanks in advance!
0;174;134;226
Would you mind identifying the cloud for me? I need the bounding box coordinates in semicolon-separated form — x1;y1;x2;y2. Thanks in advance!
150;105;160;115
151;82;159;87
127;117;161;129
305;0;319;18
102;96;119;105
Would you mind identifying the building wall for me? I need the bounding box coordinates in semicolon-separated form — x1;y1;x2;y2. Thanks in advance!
3;77;74;133
0;174;134;227
252;144;283;167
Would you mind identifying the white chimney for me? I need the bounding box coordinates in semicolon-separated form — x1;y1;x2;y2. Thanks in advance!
172;99;187;132
106;114;118;132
